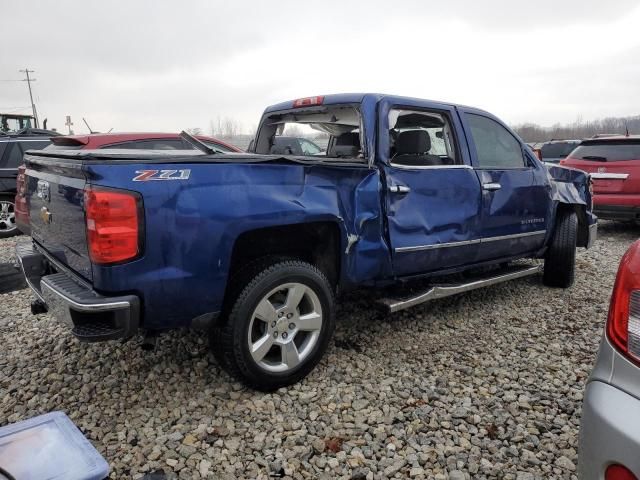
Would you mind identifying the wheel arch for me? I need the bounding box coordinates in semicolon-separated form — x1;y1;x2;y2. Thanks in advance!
554;202;589;248
225;220;344;298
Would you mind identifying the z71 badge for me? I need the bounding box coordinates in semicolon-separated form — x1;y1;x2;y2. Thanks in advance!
132;169;191;181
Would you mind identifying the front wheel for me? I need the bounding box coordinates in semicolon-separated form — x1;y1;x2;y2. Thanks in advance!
0;197;19;238
211;260;335;391
543;210;577;288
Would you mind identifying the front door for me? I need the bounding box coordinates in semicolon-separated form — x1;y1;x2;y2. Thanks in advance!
381;104;483;276
460;111;550;261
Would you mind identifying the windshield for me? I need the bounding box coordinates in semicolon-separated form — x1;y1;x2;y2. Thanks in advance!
570;140;640;162
0;115;34;133
254;105;362;160
541;142;579;159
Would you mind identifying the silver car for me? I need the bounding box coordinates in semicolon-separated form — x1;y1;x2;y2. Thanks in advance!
579;239;640;479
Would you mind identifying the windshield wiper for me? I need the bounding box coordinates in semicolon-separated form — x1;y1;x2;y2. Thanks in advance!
179;130;217;155
582;155;608;162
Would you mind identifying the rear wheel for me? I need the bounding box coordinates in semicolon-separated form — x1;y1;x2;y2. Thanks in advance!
543;210;577;288
0;196;18;238
211;260;335;391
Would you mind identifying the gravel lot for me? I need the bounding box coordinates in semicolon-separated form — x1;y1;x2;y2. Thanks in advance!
0;222;637;480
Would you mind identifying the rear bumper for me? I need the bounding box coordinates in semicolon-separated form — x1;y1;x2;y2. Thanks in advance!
593;204;640;221
16;240;140;341
578;381;640;479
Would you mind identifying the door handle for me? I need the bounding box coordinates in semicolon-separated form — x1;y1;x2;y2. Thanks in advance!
482;182;501;191
389;185;411;194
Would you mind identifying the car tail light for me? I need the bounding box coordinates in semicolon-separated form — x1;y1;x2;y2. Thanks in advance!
14;165;29;225
607;240;640;363
84;187;142;265
606;464;638;480
293;96;324;108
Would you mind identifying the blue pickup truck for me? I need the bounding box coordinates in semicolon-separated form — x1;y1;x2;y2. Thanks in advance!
16;93;596;390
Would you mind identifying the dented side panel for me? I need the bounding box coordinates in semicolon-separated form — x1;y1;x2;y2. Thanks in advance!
85;162;391;329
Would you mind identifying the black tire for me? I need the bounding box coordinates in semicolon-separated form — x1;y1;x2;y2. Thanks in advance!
543;210;577;288
0;196;19;239
211;260;335;391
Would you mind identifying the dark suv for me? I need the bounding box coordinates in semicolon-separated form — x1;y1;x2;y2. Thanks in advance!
539;139;582;164
0;129;58;237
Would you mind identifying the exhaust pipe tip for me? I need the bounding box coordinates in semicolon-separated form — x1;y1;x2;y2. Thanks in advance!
30;299;48;315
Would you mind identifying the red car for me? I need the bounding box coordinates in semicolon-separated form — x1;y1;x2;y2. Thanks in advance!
561;135;640;222
43;132;241;153
15;132;241;233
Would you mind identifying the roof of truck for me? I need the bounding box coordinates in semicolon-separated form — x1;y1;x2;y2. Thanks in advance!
263;93;491;116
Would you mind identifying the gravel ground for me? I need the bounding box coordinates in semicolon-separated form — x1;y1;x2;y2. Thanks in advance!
0;222;638;480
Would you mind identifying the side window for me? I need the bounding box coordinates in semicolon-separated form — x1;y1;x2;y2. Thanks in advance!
3;144;23;168
19;140;51;153
389;109;458;167
466;114;525;168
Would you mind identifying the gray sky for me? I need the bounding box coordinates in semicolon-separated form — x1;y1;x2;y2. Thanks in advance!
2;0;639;134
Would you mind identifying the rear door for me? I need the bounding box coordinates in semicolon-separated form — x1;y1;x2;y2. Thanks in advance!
460;110;550;261
24;152;93;280
381;101;483;276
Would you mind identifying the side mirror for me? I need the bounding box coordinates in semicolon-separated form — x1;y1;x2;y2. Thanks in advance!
247;139;255;152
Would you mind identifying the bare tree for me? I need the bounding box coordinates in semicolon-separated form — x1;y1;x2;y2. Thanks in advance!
513;114;640;143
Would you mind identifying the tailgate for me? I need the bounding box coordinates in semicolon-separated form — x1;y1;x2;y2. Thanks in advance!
568;159;640;194
24;153;92;280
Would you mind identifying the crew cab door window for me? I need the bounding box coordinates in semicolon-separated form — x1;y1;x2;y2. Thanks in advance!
389;110;458;167
466;114;525;169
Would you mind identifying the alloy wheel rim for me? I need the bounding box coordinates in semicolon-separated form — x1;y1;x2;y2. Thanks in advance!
247;282;323;373
0;201;16;233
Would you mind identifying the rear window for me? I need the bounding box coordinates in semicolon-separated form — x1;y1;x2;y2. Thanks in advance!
541;142;579;159
254;104;361;160
570;140;640;162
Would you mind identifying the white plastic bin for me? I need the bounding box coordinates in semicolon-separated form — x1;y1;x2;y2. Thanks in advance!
0;411;109;480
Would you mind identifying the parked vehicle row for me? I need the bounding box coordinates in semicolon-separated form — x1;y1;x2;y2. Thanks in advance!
15;93;597;391
0;128;58;238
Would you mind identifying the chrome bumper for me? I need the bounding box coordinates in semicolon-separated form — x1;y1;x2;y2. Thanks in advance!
15;241;140;341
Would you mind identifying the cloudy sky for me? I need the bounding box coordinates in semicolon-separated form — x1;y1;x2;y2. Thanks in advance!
2;0;639;135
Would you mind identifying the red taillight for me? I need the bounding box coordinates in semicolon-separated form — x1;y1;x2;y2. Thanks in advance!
15;165;29;226
607;240;640;363
606;464;638;480
84;187;141;265
292;96;324;108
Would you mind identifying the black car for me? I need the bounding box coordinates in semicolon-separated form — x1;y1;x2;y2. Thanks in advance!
0;128;58;237
539;139;582;164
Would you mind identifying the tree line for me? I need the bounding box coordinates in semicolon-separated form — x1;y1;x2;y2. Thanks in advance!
188;113;640;144
513;115;640;143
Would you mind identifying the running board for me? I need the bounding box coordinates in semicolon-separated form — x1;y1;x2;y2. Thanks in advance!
379;264;542;313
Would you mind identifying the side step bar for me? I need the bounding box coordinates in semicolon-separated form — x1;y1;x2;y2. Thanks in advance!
379;264;542;313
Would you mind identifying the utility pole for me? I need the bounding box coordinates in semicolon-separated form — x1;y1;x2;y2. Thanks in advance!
19;68;39;128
